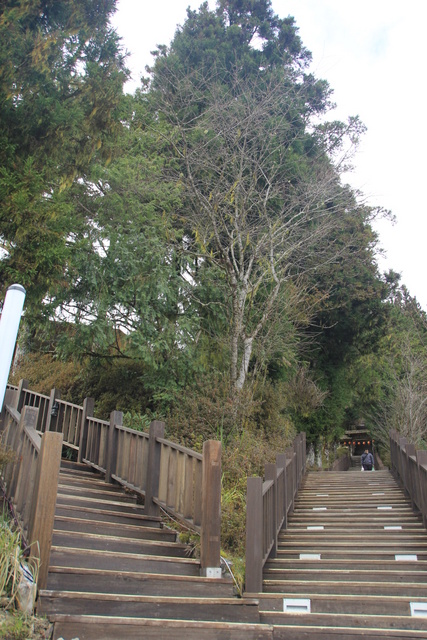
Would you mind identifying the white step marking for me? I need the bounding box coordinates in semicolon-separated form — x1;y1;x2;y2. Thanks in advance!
307;526;324;530
313;507;327;511
283;598;311;613
384;525;402;530
411;602;427;617
372;492;385;495
396;554;418;561
377;506;392;510
300;553;321;560
316;494;329;497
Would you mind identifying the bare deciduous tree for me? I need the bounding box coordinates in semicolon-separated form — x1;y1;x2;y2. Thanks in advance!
152;63;365;395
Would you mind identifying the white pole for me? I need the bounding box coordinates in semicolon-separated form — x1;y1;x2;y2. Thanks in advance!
0;284;26;412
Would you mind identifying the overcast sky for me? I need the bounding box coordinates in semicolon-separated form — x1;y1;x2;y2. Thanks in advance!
112;0;427;308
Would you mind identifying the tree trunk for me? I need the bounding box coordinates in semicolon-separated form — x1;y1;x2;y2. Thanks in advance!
235;336;253;391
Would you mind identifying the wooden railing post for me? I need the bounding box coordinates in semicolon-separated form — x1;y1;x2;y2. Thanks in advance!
398;436;408;488
144;420;165;517
28;430;63;591
286;445;296;513
77;397;95;464
15;378;29;412
8;406;37;501
265;462;278;557
416;450;427;529
45;388;61;433
245;476;263;593
405;443;416;510
302;432;307;474
200;439;221;576
276;453;287;530
105;410;123;483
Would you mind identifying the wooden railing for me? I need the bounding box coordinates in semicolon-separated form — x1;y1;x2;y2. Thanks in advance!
245;431;306;593
390;429;427;528
6;381;83;449
4;380;222;574
0;403;62;590
79;408;220;569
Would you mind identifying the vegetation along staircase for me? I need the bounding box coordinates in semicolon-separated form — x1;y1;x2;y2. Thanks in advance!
37;460;273;639
246;468;427;639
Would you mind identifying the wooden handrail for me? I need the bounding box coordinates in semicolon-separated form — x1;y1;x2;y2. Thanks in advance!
0;404;62;590
390;430;427;528
245;431;306;593
6;380;222;573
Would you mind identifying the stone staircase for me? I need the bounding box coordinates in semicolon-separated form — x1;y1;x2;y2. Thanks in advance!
248;469;427;639
38;461;273;639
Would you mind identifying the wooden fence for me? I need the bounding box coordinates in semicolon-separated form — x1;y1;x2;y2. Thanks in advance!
2;380;222;575
390;429;427;528
0;403;62;590
245;431;306;593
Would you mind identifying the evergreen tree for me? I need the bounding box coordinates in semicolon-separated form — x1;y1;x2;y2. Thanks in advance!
0;0;128;313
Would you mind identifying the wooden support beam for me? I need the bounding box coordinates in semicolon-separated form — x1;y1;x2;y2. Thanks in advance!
144;420;165;517
46;388;61;433
77;397;95;464
245;476;263;593
15;378;29;412
105;410;123;484
200;440;221;575
29;430;63;591
276;453;288;530
265;462;278;557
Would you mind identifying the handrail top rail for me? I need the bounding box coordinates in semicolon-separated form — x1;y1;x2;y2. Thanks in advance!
156;435;203;460
5;404;20;423
115;423;149;438
57;398;83;411
87;415;109;427
23;389;50;401
24;424;41;452
262;478;274;495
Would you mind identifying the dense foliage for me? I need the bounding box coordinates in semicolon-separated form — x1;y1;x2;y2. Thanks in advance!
0;0;128;316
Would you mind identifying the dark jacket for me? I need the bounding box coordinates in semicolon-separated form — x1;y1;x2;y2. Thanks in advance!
361;452;374;470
